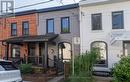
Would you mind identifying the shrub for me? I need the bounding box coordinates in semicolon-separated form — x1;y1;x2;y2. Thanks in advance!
71;48;99;76
113;57;130;82
19;64;33;74
67;48;99;82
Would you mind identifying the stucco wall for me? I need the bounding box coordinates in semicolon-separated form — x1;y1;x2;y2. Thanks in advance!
80;1;130;68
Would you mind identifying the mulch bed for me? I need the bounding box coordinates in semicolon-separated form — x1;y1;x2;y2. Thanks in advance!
22;74;56;82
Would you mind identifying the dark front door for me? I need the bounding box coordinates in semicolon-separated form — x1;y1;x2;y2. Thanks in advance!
39;43;45;65
28;43;36;64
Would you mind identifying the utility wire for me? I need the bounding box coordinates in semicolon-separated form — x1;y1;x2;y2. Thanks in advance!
0;0;54;12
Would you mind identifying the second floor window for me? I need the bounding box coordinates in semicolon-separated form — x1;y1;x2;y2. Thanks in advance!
22;21;29;35
112;11;124;29
61;17;70;33
11;23;17;36
92;13;102;30
46;19;54;33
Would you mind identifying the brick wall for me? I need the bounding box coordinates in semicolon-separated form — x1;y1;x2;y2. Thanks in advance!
0;13;37;58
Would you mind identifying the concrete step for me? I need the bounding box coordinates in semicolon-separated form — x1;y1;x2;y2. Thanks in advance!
93;71;111;77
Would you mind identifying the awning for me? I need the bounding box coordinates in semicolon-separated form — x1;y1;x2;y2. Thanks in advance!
110;31;130;44
3;34;59;44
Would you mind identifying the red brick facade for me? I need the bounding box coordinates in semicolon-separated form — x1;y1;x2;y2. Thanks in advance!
0;13;37;59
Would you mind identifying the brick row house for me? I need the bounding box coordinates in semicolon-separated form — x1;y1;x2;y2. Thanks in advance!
0;4;80;72
0;10;37;60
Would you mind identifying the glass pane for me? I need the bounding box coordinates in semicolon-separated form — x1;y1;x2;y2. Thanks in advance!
11;23;17;36
61;17;69;33
11;45;20;58
24;29;29;35
58;43;71;62
47;19;54;33
92;14;102;30
124;43;130;56
11;23;16;29
12;30;16;36
23;22;29;35
112;11;123;29
23;22;29;29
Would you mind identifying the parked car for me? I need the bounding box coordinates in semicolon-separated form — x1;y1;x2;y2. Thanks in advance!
0;59;22;82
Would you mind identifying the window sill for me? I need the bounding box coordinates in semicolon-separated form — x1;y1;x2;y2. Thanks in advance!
91;30;104;33
112;29;125;30
60;32;71;34
11;35;17;37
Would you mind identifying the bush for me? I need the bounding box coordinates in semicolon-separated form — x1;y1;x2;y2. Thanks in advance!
19;64;33;74
113;57;130;82
67;48;99;82
72;48;99;76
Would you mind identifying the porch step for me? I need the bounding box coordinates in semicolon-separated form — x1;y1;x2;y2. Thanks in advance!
47;68;57;77
58;72;64;75
93;71;111;77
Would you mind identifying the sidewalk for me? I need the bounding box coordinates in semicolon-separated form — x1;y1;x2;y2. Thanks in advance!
47;75;64;82
94;76;112;82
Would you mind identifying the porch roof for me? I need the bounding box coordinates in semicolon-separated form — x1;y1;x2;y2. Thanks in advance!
3;34;58;44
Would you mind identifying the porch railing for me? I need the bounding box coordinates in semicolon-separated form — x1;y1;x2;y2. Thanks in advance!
7;56;43;66
24;56;43;66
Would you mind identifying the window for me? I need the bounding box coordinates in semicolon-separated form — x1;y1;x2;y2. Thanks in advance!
58;42;71;62
61;17;70;33
91;41;107;67
112;11;124;29
92;13;102;30
22;21;29;35
11;45;20;58
46;19;54;33
11;23;17;36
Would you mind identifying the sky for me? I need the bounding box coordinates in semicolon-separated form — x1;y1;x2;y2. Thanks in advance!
15;0;80;12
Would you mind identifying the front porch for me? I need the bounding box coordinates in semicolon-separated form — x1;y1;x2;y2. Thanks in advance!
2;34;59;69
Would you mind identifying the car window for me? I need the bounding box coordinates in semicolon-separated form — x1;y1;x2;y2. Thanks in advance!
0;62;17;70
0;65;5;71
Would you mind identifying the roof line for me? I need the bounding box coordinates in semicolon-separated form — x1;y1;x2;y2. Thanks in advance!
0;3;79;18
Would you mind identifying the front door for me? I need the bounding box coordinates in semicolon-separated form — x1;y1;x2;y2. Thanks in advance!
39;43;45;65
58;42;72;62
11;45;20;58
124;42;130;56
58;42;72;72
28;43;36;64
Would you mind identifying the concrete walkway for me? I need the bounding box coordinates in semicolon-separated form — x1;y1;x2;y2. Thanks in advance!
94;76;112;82
47;75;64;82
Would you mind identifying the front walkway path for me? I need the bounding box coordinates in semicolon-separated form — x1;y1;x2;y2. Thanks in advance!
94;76;112;82
47;75;64;82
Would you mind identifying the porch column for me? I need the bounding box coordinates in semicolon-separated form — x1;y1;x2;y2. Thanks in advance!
6;43;9;60
44;42;48;69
